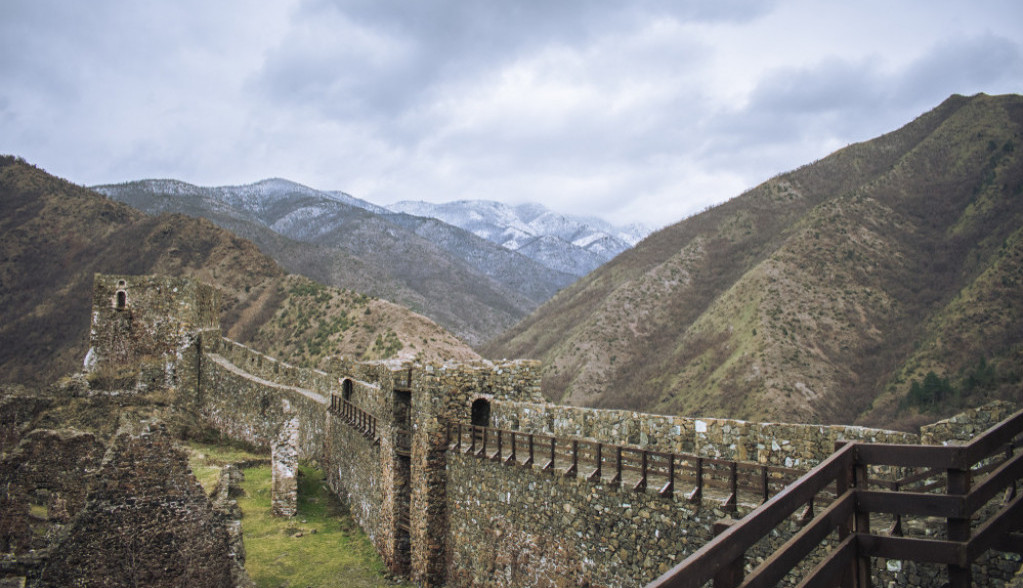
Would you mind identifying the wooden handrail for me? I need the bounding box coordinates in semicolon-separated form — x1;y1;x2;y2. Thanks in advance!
648;443;857;588
646;407;1023;588
329;394;378;442
445;423;803;507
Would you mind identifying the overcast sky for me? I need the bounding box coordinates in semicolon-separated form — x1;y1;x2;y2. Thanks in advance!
2;1;1021;228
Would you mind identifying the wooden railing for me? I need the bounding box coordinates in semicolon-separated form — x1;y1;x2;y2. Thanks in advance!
329;394;378;443
446;423;802;506
647;408;1023;588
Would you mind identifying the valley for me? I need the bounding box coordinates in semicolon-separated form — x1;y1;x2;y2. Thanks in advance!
2;94;1022;433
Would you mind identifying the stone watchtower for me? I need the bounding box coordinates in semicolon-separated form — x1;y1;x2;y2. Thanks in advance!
84;274;221;395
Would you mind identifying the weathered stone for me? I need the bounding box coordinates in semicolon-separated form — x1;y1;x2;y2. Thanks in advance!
33;422;241;588
271;412;299;517
71;274;1023;588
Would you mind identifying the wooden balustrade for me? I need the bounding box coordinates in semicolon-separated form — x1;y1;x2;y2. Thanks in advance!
445;422;802;507
647;407;1023;588
329;394;378;443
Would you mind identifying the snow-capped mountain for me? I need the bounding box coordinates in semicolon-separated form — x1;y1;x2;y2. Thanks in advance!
386;200;650;276
93;178;577;345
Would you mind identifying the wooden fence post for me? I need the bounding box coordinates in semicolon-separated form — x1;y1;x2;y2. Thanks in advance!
660;454;675;498
947;466;972;588
712;519;743;587
761;465;769;504
834;441;856;588
542;437;556;472
634;450;648;492
723;461;738;512
492;429;503;462
587;443;603;482
478;427;488;458
612;446;623;486
506;432;517;465
689;457;704;503
853;461;871;587
565;440;579;477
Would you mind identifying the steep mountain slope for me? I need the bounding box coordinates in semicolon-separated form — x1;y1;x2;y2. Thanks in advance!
484;93;1023;429
94;179;575;345
387;200;648;276
0;157;477;386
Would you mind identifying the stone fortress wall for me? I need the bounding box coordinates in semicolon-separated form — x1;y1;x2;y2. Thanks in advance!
84;274;1020;587
199;336;329;460
488;400;919;469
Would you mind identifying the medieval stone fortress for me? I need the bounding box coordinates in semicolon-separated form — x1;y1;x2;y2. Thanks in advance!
11;273;1018;587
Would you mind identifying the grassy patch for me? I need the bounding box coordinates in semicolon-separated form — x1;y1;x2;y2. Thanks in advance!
184;441;406;586
186;440;267;495
237;463;408;588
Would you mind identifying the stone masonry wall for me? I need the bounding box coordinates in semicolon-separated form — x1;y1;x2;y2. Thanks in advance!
81;274;1021;588
322;382;391;569
0;429;106;555
446;400;1021;587
35;422;236;588
445;449;757;587
490;401;918;470
407;360;543;586
215;338;338;397
88;274;219;372
271;415;300;517
198;346;326;460
920;399;1019;445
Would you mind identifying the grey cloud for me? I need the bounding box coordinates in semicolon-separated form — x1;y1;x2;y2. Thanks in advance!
2;0;1020;229
739;33;1022;128
706;33;1022;177
747;59;884;117
251;0;771;121
332;0;773;50
893;34;1023;104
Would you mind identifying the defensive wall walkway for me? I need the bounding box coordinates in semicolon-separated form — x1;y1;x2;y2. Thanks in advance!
86;274;1023;587
193;337;1023;587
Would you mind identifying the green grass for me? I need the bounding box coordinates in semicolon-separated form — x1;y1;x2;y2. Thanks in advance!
237;463;408;588
186;440;404;586
186;440;267;494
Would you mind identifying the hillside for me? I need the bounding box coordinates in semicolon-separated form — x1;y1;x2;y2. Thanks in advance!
93;179;577;346
484;93;1023;430
0;157;477;386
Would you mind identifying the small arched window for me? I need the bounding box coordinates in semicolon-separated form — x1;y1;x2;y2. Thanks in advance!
342;378;354;402
471;398;491;428
115;290;127;311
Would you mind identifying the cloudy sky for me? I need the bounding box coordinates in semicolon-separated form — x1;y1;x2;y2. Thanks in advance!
2;1;1021;228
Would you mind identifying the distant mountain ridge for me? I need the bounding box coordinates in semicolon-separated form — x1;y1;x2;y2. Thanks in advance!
388;199;649;276
0;157;478;387
93;178;581;345
484;93;1023;430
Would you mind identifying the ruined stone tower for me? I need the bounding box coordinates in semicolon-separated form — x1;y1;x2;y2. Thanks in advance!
84;273;220;395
